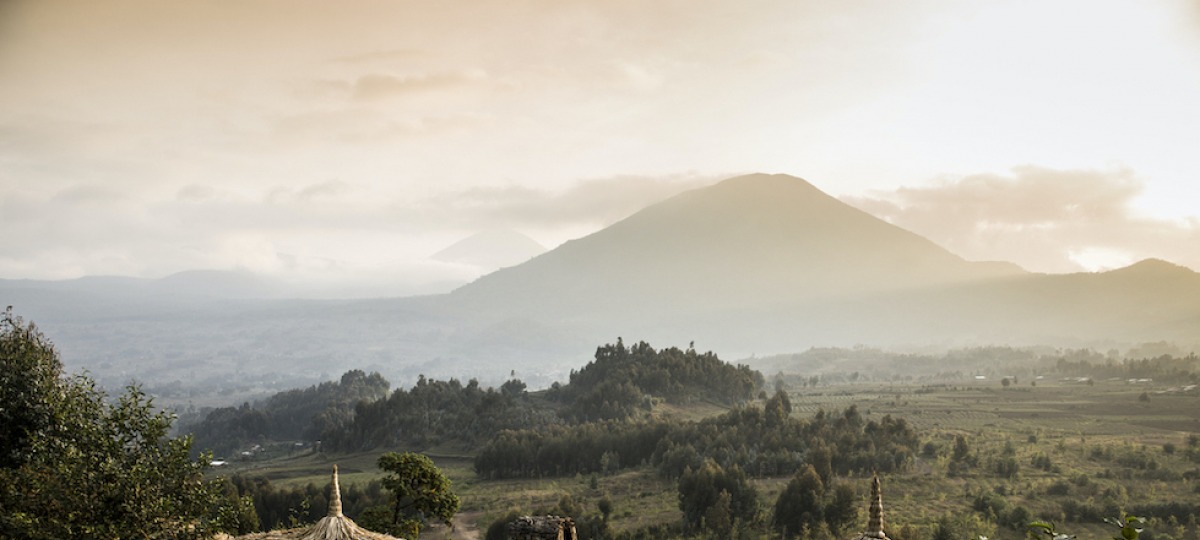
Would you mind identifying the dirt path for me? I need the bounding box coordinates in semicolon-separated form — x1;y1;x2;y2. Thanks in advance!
450;511;483;540
423;511;483;540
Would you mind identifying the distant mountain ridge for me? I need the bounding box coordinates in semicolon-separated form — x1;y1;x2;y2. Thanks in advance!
3;173;1198;392
445;173;1199;353
432;229;546;270
451;173;1025;316
0;269;283;299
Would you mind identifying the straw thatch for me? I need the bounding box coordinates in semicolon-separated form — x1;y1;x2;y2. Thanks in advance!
859;473;889;540
218;465;403;540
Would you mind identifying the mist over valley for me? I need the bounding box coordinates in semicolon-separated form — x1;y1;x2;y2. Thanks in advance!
5;174;1198;401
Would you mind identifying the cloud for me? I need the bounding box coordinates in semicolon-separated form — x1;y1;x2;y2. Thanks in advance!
614;61;665;92
266;180;351;204
843;166;1200;273
51;184;126;205
330;48;425;65
350;70;488;101
272;107;487;146
177;184;218;202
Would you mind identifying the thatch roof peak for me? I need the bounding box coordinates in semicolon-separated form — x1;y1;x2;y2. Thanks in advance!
328;464;343;518
861;472;889;540
219;465;403;540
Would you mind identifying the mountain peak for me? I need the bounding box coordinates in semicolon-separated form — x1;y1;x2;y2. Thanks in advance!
433;229;546;270
1109;258;1196;277
667;173;832;212
452;173;1013;317
709;172;819;191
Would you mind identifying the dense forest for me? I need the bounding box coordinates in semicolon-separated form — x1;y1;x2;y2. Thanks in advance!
319;375;558;451
188;339;763;456
188;369;390;456
474;392;919;480
547;339;764;421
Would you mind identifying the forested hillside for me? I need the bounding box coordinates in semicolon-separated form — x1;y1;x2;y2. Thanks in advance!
188;370;389;456
548;338;763;421
320;375;558;451
187;340;763;456
474;392;918;480
177;338;1200;540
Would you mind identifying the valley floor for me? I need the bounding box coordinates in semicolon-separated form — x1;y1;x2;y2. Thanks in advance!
215;378;1200;539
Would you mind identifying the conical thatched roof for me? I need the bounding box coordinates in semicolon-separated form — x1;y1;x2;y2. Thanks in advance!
219;465;403;540
859;473;889;540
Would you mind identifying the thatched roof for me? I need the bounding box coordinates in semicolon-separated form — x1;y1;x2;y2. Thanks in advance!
858;473;889;540
218;465;403;540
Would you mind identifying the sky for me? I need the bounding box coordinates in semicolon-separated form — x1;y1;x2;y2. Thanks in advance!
2;0;1198;295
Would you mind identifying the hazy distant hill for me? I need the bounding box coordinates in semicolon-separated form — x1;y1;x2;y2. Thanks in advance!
3;173;1198;393
432;229;547;270
0;269;289;322
0;269;283;301
446;173;1197;353
450;173;1024;317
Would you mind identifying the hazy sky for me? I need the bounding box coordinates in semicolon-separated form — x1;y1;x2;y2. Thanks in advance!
3;0;1198;293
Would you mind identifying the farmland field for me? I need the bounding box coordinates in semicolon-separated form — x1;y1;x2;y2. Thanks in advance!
221;377;1200;539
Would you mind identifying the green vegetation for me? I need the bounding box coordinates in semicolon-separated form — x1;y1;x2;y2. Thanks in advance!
214;377;1200;539
772;464;858;539
549;339;763;421
7;310;1200;540
473;394;917;481
189;369;389;456
319;374;556;452
362;452;460;538
0;308;224;539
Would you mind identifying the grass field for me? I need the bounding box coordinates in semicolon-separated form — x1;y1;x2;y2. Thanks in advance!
218;377;1200;539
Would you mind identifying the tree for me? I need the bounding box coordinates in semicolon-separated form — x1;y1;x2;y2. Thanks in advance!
765;389;792;427
704;490;734;538
0;308;222;539
808;442;834;486
678;461;757;533
376;452;460;538
932;515;957;540
0;307;65;468
598;497;614;522
774;464;826;539
952;435;971;462
824;482;858;534
214;479;260;536
500;378;527;397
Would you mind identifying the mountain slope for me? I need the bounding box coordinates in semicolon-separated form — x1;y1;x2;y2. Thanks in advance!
451;173;1023;317
432;229;547;270
446;173;1200;354
5;174;1197;393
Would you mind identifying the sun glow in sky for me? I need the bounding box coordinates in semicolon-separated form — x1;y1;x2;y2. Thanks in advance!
2;0;1198;293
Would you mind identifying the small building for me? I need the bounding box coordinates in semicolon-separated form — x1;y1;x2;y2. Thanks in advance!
507;515;577;540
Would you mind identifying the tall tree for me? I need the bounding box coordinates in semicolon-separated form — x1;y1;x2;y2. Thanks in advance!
774;464;826;539
0;308;222;539
0;307;62;468
678;461;758;533
375;452;460;538
824;482;858;534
